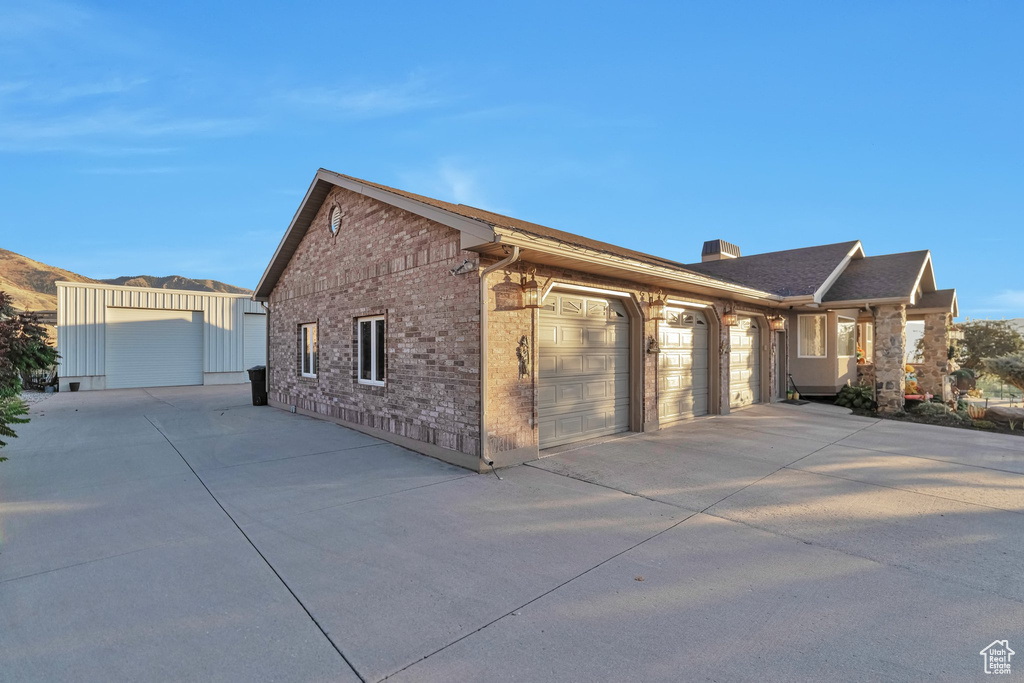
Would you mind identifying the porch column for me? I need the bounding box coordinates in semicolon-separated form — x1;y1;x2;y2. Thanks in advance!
917;311;953;401
873;304;906;413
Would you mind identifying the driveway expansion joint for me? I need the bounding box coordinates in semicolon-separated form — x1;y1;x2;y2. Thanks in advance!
143;415;367;683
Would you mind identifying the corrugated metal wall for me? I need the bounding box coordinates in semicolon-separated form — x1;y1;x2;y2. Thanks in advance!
57;282;264;377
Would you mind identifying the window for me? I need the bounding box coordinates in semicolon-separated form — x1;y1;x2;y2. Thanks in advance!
358;315;386;385
798;314;827;358
837;317;856;357
300;323;318;378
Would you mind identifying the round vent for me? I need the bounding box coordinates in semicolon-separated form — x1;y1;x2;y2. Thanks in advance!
329;207;342;234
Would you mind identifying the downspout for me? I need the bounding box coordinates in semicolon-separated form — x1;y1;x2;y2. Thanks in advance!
261;301;271;395
479;246;521;468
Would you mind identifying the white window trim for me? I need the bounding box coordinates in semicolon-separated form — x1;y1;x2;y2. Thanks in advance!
797;313;827;359
300;322;317;378
837;316;857;358
357;315;386;386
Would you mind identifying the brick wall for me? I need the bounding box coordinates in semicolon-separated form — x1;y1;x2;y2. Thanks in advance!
268;186;483;458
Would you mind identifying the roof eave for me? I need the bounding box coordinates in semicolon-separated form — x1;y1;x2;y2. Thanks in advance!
487;229;783;303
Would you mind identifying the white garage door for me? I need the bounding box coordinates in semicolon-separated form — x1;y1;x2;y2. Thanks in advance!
243;313;267;369
658;307;709;423
105;308;203;389
730;316;761;408
538;294;630;448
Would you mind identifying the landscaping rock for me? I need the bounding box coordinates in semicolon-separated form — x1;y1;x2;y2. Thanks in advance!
986;406;1024;423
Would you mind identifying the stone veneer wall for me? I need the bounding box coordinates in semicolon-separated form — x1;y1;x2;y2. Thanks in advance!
916;311;953;400
268;185;483;461
856;363;876;395
873;304;907;412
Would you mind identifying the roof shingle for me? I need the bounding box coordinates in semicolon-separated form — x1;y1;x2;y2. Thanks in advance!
684;241;860;297
820;251;930;302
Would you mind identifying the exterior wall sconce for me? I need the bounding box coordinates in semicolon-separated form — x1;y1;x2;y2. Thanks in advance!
721;307;738;326
769;316;787;332
521;268;542;309
648;290;666;321
948;326;964;341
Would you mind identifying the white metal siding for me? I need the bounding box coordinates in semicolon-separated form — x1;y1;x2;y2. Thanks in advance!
730;316;761;408
57;282;262;380
243;314;267;369
538;294;630;448
105;308;203;389
658;308;709;423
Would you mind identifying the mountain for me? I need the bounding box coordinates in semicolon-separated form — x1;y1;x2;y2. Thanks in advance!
98;275;251;295
0;248;96;311
0;247;252;313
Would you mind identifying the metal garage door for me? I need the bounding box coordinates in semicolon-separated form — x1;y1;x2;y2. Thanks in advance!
658;307;709;423
105;308;203;389
729;316;761;408
243;313;267;369
538;293;630;448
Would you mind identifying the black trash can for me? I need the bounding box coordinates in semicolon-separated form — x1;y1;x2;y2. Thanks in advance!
247;365;267;406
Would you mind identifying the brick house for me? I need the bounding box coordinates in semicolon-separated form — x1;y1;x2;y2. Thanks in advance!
253;169;957;471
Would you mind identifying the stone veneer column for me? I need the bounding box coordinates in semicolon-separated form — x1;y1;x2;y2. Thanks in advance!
874;304;907;413
917;311;952;401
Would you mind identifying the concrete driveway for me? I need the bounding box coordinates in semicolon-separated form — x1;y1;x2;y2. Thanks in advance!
1;386;1022;682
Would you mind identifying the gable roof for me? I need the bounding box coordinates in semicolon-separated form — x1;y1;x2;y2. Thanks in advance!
685;241;863;297
254;169;953;312
254;169;781;302
821;251;934;304
910;288;958;316
335;171;702;271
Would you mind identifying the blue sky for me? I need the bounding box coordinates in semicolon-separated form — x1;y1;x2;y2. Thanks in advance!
1;1;1021;319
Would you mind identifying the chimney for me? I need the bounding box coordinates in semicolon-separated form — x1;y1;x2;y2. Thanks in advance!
701;239;741;262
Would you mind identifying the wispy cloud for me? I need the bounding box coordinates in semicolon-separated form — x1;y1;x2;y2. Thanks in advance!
79;166;183;175
0;109;257;152
397;159;511;212
968;290;1024;317
281;73;448;118
13;77;150;104
0;0;92;41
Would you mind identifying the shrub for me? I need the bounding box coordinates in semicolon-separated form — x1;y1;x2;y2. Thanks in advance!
835;384;877;412
972;420;997;430
0;395;28;458
911;401;949;417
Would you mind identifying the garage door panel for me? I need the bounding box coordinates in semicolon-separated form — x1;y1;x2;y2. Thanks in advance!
106;308;203;389
657;309;709;424
729;316;761;408
538;294;631;448
243;314;266;369
538;325;558;344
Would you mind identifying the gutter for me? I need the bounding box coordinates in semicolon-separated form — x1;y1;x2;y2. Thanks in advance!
478;246;521;468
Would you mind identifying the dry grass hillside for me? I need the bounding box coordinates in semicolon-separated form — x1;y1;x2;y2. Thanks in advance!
0;247;252;312
0;248;95;312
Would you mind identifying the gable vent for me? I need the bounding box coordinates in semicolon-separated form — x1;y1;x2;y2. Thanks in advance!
329;207;342;234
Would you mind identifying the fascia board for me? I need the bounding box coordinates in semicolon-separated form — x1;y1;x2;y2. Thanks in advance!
494;231;783;303
813;240;864;304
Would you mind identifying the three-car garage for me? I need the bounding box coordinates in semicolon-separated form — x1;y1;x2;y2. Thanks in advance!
536;290;765;450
